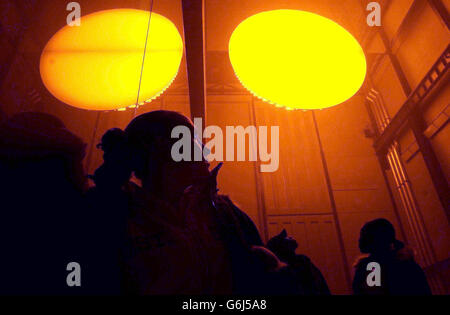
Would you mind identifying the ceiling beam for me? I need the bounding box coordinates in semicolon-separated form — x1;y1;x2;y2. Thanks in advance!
427;0;450;30
181;0;207;129
389;0;425;52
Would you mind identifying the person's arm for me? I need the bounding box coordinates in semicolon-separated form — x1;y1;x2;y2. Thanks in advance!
309;262;331;295
221;196;264;247
409;262;432;295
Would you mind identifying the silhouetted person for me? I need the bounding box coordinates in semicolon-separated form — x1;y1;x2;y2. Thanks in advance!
251;245;310;295
267;229;331;295
88;110;264;294
83;128;133;294
352;218;431;295
0;112;87;295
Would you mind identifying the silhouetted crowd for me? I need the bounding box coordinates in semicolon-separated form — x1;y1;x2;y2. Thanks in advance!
0;110;431;295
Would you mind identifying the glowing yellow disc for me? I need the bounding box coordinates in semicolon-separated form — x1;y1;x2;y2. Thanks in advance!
229;10;366;110
40;9;183;111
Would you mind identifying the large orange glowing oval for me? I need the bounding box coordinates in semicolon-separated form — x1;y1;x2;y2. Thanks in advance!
40;9;183;111
229;10;366;110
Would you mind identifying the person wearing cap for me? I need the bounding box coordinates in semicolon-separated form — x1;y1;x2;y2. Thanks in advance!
87;110;264;295
352;218;431;295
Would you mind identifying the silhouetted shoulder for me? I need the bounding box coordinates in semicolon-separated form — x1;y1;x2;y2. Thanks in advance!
391;248;432;295
291;254;331;295
217;195;263;247
353;248;431;295
352;256;386;295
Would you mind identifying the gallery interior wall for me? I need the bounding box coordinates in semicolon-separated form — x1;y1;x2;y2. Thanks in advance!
0;0;448;294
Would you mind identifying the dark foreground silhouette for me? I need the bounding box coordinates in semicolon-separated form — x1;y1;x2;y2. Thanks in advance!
0;110;432;296
85;110;279;294
0;112;87;295
352;218;431;295
267;229;331;295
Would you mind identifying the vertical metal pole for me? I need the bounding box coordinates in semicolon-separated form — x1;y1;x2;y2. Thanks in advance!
249;97;269;242
365;99;408;241
312;111;352;291
182;0;207;130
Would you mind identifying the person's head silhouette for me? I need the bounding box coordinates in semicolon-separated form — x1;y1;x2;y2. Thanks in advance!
358;218;404;255
94;110;209;203
0;111;87;192
91;128;132;190
267;229;298;262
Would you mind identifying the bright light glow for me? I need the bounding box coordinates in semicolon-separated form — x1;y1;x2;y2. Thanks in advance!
40;9;183;111
229;10;367;110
